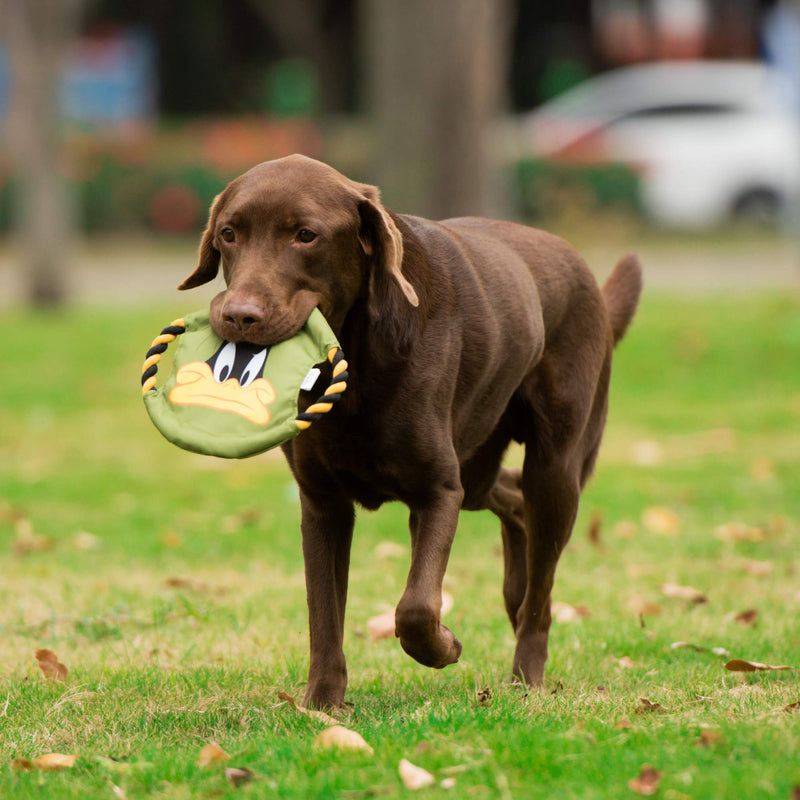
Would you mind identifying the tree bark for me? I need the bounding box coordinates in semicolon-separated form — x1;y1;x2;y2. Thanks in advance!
3;0;86;306
361;0;512;219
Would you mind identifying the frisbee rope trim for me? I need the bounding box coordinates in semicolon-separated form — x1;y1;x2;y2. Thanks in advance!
140;319;348;430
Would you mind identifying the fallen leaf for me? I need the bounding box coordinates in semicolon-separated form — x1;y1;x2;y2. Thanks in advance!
277;691;339;726
714;522;766;542
366;608;396;640
73;531;100;550
615;718;632;730
661;583;707;603
733;608;759;626
160;531;183;549
552;602;591;623
476;687;492;704
440;590;454;617
724;659;793;673
165;576;210;593
31;753;78;771
697;730;723;747
12;518;53;554
613;520;638;539
35;649;68;682
373;541;406;559
630;440;664;466
642;507;681;535
784;701;800;713
399;758;436;790
670;641;730;657
617;656;635;669
11;759;33;771
628;765;662;796
749;458;775;482
740;560;773;577
635;698;666;714
197;742;229;767
587;512;603;545
225;767;254;787
315;725;373;755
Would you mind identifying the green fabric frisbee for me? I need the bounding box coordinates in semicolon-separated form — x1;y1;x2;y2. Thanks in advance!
141;308;348;459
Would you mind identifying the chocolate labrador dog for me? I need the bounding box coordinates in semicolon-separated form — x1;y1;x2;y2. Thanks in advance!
179;154;642;709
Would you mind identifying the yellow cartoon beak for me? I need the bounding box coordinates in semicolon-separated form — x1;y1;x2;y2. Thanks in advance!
168;361;276;425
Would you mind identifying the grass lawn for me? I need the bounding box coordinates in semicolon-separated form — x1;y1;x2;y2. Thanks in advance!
1;292;799;798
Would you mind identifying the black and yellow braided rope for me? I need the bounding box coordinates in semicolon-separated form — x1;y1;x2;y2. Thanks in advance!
141;319;186;395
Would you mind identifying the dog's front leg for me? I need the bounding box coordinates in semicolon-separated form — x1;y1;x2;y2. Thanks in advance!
300;490;355;709
395;485;464;669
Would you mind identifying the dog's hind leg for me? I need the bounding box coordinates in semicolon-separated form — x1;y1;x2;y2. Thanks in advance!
487;467;527;630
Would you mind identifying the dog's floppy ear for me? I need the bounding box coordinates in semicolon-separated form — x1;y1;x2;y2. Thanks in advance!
353;183;419;314
178;193;224;290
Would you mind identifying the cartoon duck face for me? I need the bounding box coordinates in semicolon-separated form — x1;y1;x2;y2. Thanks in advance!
168;341;276;425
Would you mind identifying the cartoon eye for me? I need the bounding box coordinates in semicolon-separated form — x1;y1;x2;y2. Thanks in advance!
239;348;267;388
213;342;237;383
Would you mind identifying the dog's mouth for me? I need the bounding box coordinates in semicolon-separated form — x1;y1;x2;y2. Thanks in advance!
210;292;322;347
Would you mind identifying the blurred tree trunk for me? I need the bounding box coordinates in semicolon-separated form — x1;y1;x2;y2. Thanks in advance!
361;0;512;219
2;0;86;306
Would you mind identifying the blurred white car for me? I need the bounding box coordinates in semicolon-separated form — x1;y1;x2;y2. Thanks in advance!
515;61;800;227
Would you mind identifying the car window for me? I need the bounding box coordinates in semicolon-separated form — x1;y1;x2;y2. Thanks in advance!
612;103;741;123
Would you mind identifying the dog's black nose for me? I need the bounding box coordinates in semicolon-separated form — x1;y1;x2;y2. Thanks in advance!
222;301;264;333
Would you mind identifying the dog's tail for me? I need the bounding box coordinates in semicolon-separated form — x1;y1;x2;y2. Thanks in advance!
602;254;643;346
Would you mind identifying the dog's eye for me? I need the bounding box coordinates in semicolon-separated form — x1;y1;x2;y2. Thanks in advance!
296;228;317;244
220;227;235;243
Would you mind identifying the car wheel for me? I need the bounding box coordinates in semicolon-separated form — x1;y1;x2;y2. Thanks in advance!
731;188;783;227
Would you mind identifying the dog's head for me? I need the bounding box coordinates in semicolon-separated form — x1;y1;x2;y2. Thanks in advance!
178;154;419;347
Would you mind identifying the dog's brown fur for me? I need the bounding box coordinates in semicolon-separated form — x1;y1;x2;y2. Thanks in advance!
180;154;642;709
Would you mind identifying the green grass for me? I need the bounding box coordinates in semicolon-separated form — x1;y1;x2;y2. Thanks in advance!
1;293;799;799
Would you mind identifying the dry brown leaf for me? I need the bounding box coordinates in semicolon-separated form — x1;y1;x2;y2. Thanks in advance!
366;608;396;640
635;698;666;714
277;691;339;726
661;583;707;603
11;758;33;771
671;641;730;657
165;576;210;593
783;701;800;713
73;531;100;550
587;513;603;545
749;458;775;482
628;765;662;796
197;742;229;767
314;725;373;755
613;520;638;539
440;590;454;617
630;440;664;466
733;608;759;627
714;522;766;542
13;518;53;555
399;758;436;790
740;560;773;577
35;649;68;682
617;656;635;669
615;718;632;730
31;753;78;771
160;531;183;549
225;767;254;787
642;507;681;535
725;659;793;673
552;602;591;623
697;730;723;747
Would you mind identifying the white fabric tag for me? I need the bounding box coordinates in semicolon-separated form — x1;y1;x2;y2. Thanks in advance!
300;367;321;392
